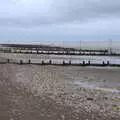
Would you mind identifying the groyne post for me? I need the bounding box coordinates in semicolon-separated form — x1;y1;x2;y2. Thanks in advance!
102;61;105;65
28;59;31;64
88;60;90;65
49;60;52;64
107;61;109;65
37;50;39;54
83;61;85;65
63;60;65;65
42;60;44;65
20;60;23;64
7;59;10;63
69;60;71;65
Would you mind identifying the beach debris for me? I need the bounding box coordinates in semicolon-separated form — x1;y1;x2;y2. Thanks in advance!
86;97;94;101
104;96;108;100
112;105;120;111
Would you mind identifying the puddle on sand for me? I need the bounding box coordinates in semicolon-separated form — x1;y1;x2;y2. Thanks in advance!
73;81;99;89
95;87;120;93
73;80;120;93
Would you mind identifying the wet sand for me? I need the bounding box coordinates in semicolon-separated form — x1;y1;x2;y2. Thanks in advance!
0;64;120;120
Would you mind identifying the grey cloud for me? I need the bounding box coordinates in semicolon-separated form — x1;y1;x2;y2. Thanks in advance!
0;0;120;44
52;0;120;23
0;0;120;27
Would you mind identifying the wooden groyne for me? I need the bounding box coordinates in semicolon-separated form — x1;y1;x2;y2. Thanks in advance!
1;59;120;67
1;44;115;56
1;48;120;56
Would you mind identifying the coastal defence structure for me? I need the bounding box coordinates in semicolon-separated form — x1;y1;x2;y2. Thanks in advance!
0;57;120;67
0;59;120;67
0;44;118;56
0;44;120;67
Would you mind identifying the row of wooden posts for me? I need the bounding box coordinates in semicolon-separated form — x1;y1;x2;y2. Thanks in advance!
4;51;110;56
6;58;113;66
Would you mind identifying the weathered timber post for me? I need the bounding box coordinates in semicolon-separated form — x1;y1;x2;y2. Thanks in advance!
102;61;105;65
20;60;23;64
49;60;52;64
28;59;31;64
42;60;44;65
37;50;39;54
7;59;10;63
69;60;71;65
107;61;109;65
88;60;90;65
83;61;85;65
63;60;65;65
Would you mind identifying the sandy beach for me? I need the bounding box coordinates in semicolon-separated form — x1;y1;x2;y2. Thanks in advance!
1;0;120;119
0;64;120;120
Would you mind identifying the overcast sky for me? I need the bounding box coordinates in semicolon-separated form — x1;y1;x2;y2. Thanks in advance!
0;0;120;45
